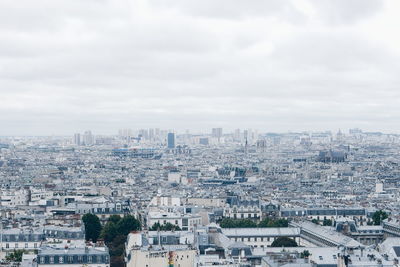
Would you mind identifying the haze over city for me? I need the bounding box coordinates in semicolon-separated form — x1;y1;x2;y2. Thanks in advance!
3;1;400;267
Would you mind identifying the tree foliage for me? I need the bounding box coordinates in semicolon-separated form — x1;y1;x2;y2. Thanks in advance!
372;210;388;225
271;237;298;247
115;215;141;236
323;219;333;226
108;215;122;224
258;218;288;228
5;250;26;262
100;215;141;267
82;213;102;243
300;250;311;258
101;221;118;243
149;222;181;231
219;218;288;228
219;218;257;228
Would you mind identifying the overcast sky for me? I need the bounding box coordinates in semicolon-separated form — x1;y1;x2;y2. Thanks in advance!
1;0;400;135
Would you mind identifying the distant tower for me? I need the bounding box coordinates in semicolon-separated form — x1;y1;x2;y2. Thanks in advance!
73;133;81;146
243;130;248;144
256;139;266;152
336;129;343;142
83;130;94;145
212;128;223;142
234;129;241;142
167;133;175;149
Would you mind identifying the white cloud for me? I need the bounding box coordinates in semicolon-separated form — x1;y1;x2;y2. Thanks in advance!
0;0;399;135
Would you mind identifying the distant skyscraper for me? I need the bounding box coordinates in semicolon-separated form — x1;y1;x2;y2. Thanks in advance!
243;130;248;141
167;133;175;149
139;129;149;140
234;129;241;142
83;130;94;145
211;128;223;138
119;128;132;137
73;133;81;146
149;128;154;141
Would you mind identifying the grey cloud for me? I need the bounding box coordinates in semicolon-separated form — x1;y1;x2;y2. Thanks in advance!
149;0;306;22
0;0;399;135
310;0;384;25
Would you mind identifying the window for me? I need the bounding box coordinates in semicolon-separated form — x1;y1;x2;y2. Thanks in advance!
50;257;54;264
59;256;64;263
88;256;92;263
6;243;9;249
15;243;18;248
25;243;28;248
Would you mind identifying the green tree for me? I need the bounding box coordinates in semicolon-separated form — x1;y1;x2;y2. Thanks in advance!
100;214;141;267
116;215;141;236
108;235;126;257
271;237;298;247
110;256;125;267
300;250;311;258
101;222;118;243
219;218;257;228
372;210;388;225
82;213;102;242
323;219;333;226
311;219;319;225
149;222;181;231
5;250;26;262
108;215;122;224
258;218;288;228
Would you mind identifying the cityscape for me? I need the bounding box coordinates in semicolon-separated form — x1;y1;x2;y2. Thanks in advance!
1;128;400;266
2;0;400;267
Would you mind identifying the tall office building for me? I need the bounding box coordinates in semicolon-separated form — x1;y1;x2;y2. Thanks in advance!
234;129;241;142
243;130;248;142
139;129;149;140
149;128;154;141
83;130;94;145
73;133;81;146
119;128;132;137
167;133;175;149
211;128;223;139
